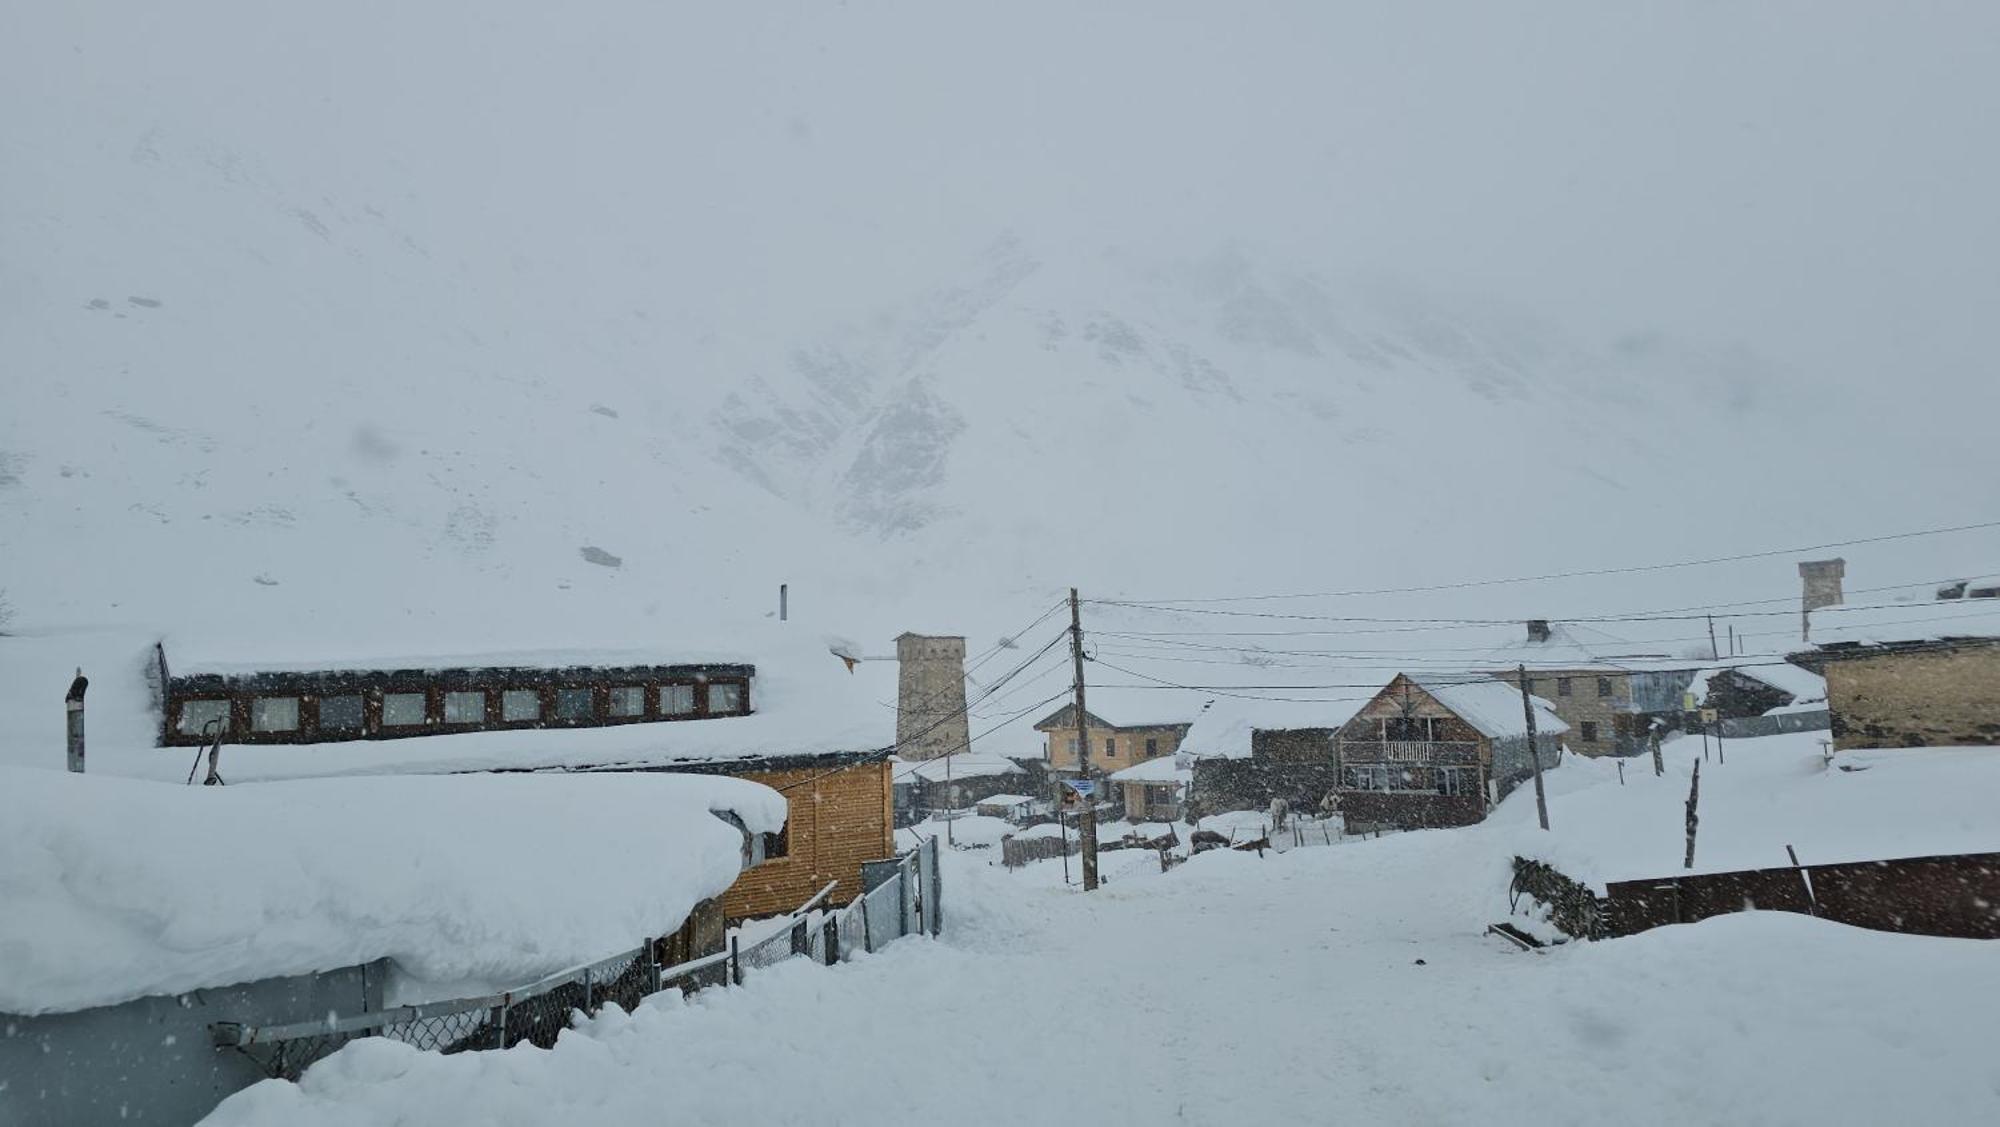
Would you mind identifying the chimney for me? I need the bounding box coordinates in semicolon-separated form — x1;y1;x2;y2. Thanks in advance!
779;583;789;622
1799;558;1846;642
1526;619;1552;644
895;633;969;761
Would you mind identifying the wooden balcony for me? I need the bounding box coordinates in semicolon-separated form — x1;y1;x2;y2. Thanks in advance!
1340;740;1479;766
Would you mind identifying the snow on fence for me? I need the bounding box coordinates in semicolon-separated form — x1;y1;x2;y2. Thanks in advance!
213;836;943;1082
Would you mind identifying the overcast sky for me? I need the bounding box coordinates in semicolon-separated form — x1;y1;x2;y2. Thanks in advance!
12;1;1996;391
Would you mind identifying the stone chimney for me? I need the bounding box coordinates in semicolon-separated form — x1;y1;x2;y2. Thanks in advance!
1526;619;1552;644
895;633;969;761
1799;558;1846;642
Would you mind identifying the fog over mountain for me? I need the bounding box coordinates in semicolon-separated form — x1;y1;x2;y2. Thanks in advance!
5;1;1997;681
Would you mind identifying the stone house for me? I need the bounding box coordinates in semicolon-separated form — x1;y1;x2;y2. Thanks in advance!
1486;620;1695;756
1032;703;1191;789
1108;754;1192;821
1792;606;2000;750
1335;674;1565;830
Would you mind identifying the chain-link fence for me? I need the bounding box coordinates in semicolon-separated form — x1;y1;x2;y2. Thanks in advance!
212;836;944;1081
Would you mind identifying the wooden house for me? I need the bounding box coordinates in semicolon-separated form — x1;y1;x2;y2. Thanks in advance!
1335;674;1566;830
144;634;899;923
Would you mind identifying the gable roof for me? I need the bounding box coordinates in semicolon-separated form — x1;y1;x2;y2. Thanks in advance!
1405;675;1570;739
1481;622;1678;674
1032;703;1112;731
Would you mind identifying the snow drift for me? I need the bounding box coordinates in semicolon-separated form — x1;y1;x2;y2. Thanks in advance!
0;768;786;1016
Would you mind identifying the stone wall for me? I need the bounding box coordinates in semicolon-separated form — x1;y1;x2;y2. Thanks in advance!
1823;643;2000;750
1045;721;1186;774
1491;668;1633;756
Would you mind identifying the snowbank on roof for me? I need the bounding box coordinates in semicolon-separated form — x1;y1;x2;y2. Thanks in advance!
1413;677;1568;738
1684;660;1825;706
0;768;784;1016
1805;600;2000;648
1175;695;1354;760
1489;731;2000;888
0;624;898;782
1108;756;1189;783
899;753;1023;784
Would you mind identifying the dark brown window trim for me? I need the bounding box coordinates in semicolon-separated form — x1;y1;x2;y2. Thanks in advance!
160;662;757;746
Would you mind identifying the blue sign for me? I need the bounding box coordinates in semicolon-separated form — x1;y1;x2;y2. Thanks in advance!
1065;779;1095;796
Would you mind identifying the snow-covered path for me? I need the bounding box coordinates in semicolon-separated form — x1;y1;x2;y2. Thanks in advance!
207;827;2000;1126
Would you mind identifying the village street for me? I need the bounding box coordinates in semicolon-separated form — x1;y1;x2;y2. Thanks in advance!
207;796;2000;1127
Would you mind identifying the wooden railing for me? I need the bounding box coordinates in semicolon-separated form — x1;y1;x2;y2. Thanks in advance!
1340;740;1479;766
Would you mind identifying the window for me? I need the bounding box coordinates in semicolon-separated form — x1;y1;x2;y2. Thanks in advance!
1580;721;1599;743
382;692;428;727
1146;738;1159;757
1557;677;1573;697
1435;767;1474;796
755;825;789;862
1345;765;1389;791
710;682;745;714
1597;677;1613;698
250;696;300;732
1067;737;1079;756
555;687;595;721
177;698;230;736
502;689;541;722
1383;717;1438;742
444;691;486;724
1104;737;1116;758
662;684;696;716
319;695;364;731
608;686;645;717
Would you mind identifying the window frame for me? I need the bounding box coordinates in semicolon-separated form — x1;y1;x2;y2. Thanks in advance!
606;684;646;719
175;697;232;738
1597;676;1613;698
380;691;430;729
552;685;597;724
500;688;543;725
1557;677;1573;697
316;693;366;734
443;689;489;726
1580;721;1600;743
249;695;302;733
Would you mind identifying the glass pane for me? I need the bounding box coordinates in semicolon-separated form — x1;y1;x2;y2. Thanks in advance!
319;695;364;730
502;689;541;722
555;687;595;720
250;697;300;732
383;692;427;726
444;691;486;724
710;683;743;714
608;686;644;717
662;684;695;716
178;698;229;735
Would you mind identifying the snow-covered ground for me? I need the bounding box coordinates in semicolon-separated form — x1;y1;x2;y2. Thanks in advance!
203;821;2000;1126
1491;732;2000;887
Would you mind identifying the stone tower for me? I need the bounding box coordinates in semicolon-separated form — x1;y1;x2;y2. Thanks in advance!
896;633;969;760
1799;558;1846;642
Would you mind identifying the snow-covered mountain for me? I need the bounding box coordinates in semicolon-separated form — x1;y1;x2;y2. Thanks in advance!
4;2;1997;721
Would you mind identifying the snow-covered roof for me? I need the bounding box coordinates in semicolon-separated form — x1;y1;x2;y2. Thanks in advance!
1175;694;1359;761
899;753;1025;784
0;624;899;783
1685;660;1826;707
1108;756;1191;784
0;768;784;1016
1480;622;1675;672
1411;676;1569;738
973;793;1037;807
1804;599;2000;650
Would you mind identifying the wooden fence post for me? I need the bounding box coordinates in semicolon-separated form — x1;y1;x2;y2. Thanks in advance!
1683;761;1701;870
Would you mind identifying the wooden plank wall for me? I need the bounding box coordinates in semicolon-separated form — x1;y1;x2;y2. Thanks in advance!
721;759;895;921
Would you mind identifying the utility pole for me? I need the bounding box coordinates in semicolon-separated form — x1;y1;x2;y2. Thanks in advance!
945;748;954;847
1683;760;1702;869
1707;615;1720;661
1516;665;1550;831
1070;588;1100;891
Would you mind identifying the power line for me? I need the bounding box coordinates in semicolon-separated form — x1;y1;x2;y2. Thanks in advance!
1105;519;2000;605
891;688;1072;784
1092;591;2000;626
